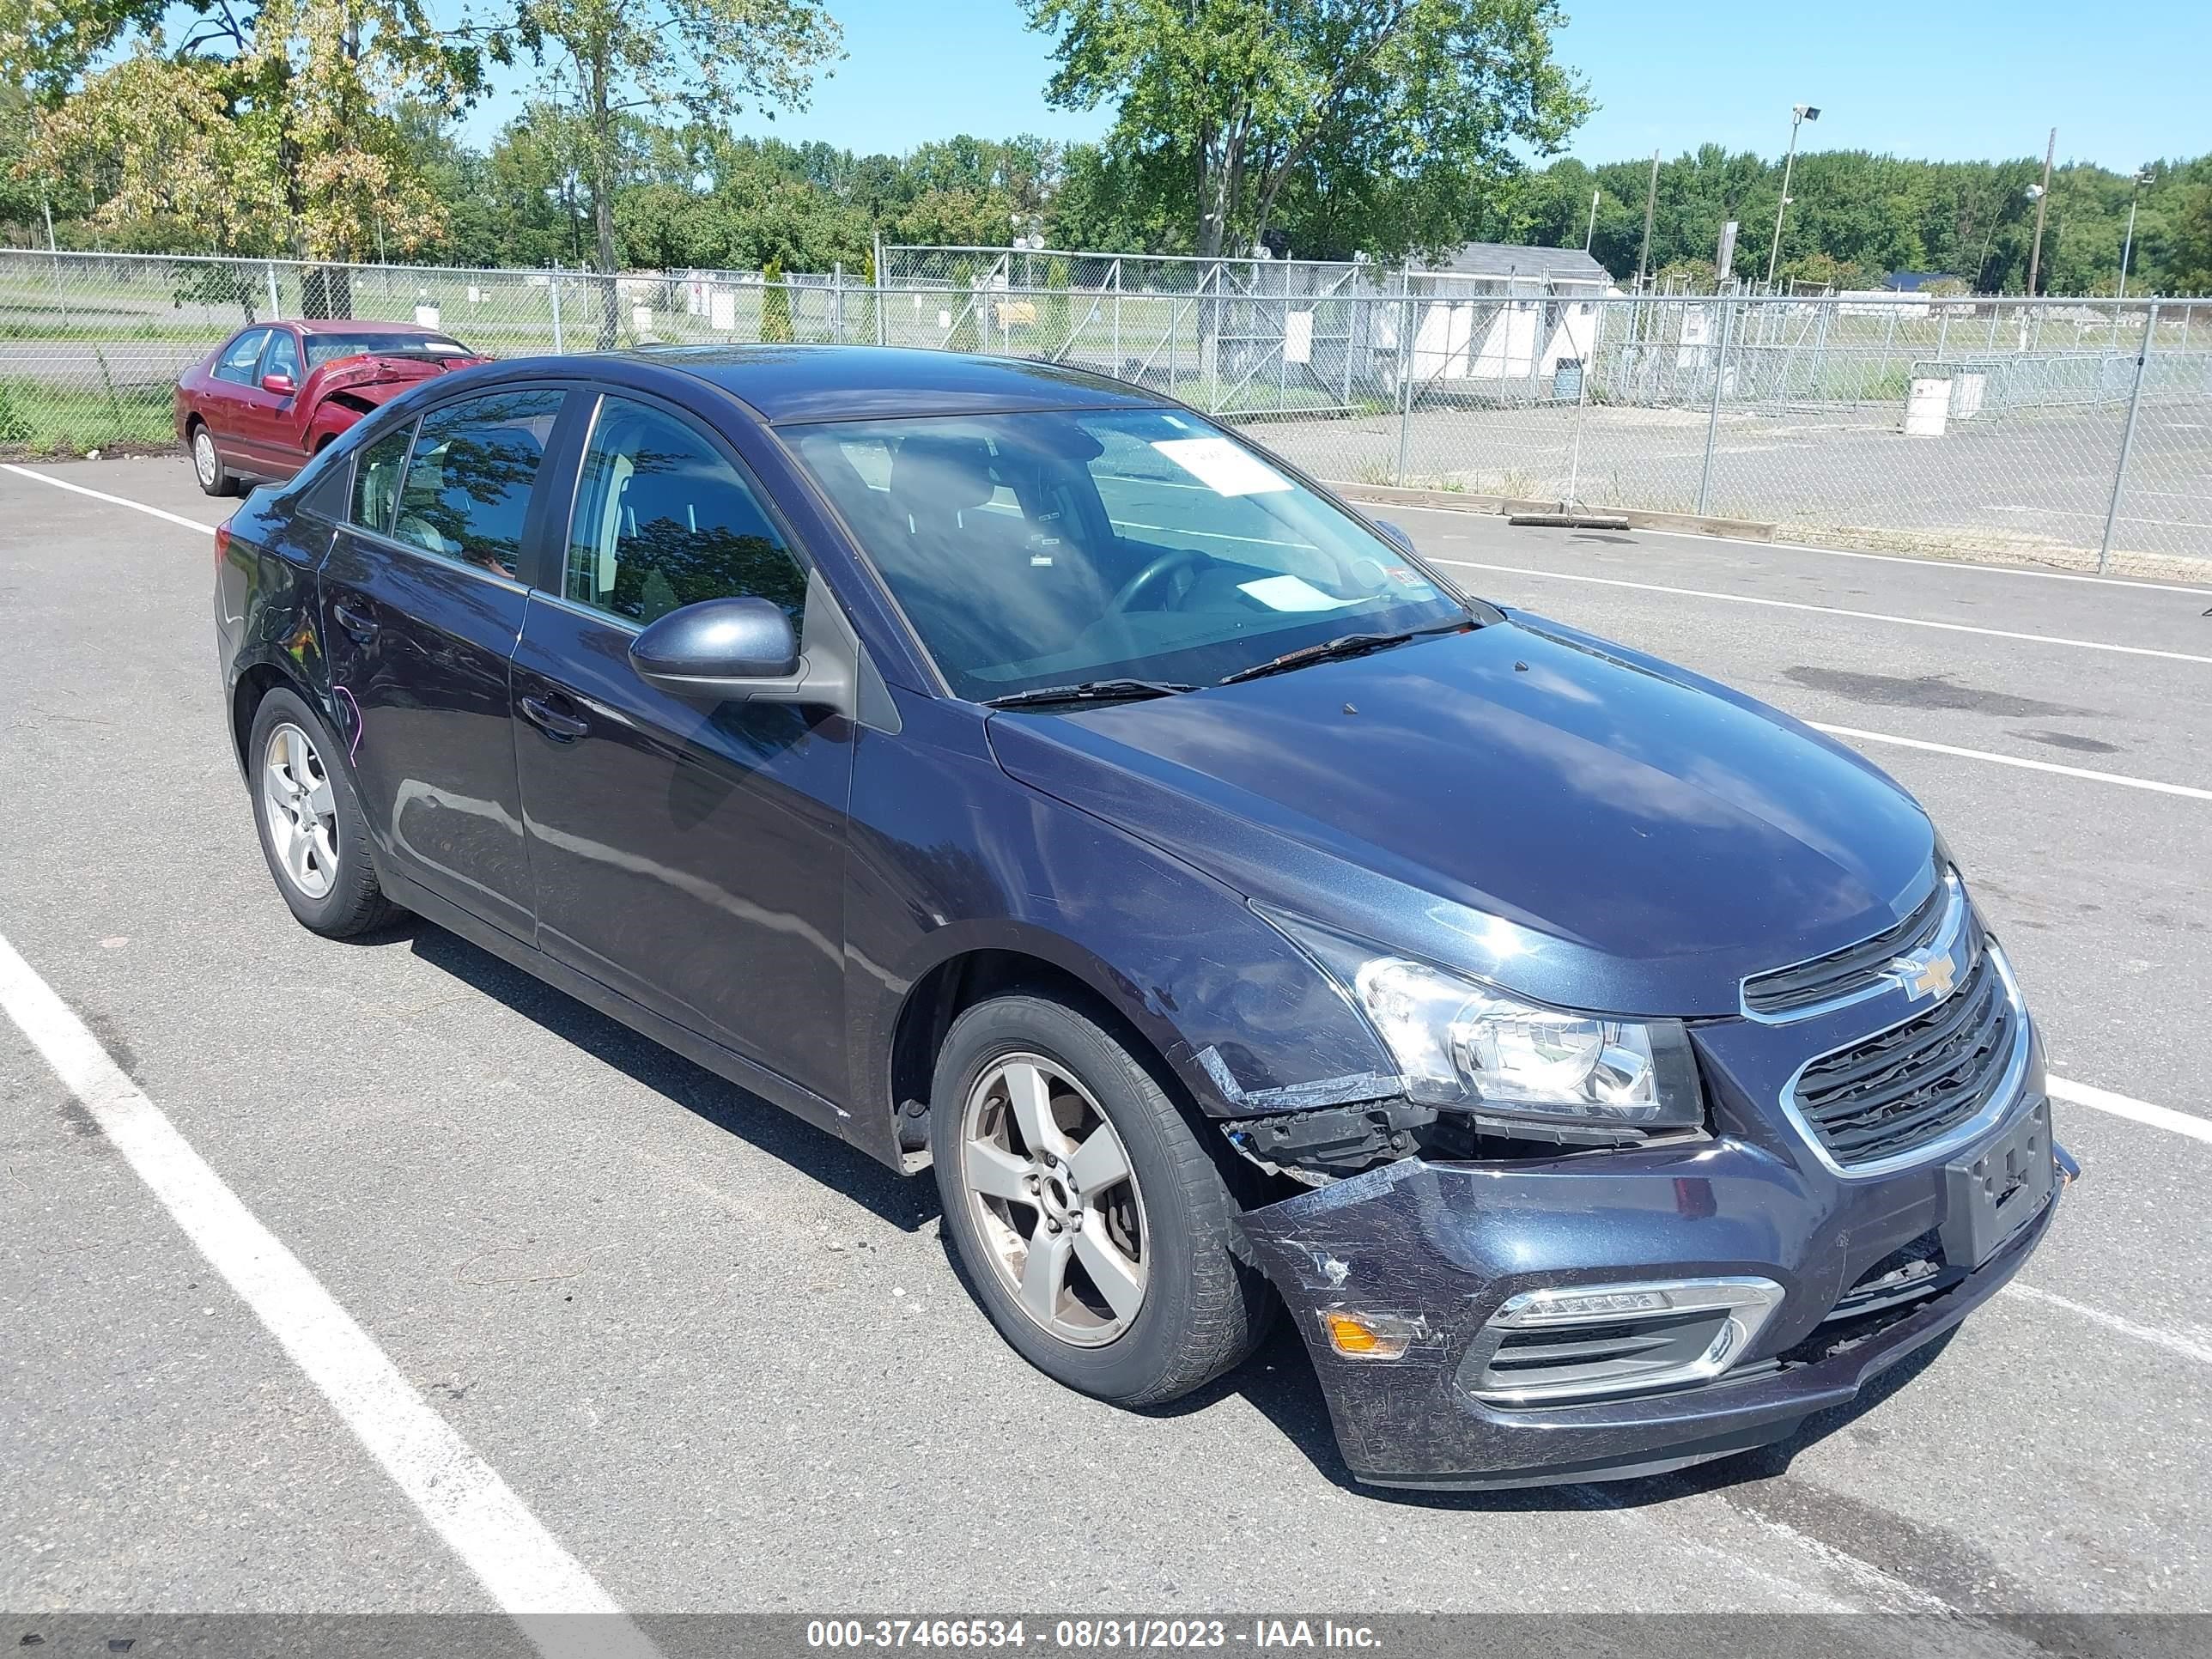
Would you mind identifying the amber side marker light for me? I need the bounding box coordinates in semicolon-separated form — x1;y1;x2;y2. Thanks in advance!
1318;1309;1418;1360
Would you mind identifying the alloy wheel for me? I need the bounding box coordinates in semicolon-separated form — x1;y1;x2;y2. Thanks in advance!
193;428;218;489
261;721;339;900
959;1053;1148;1347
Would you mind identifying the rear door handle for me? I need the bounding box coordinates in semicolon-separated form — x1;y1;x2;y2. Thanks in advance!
519;693;589;742
331;599;379;640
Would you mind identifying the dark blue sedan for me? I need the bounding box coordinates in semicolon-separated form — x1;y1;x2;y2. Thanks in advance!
213;346;2071;1490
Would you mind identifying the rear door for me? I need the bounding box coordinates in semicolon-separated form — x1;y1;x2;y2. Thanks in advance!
319;386;568;937
509;389;854;1103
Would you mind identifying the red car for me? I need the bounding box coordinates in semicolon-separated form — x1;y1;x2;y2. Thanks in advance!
175;319;487;495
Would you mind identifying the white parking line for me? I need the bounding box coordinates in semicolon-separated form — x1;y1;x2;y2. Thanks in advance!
0;461;222;534
2046;1073;2212;1146
2001;1283;2212;1369
1430;556;2212;666
1601;526;2212;599
0;933;661;1659
1808;723;2212;803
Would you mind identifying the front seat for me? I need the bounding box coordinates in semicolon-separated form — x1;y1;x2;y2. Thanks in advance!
881;435;1041;669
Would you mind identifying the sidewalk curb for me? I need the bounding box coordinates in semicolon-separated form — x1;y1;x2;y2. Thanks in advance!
1329;480;1778;543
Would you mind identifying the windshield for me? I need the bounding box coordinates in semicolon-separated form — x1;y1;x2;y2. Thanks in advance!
787;407;1473;702
304;332;473;369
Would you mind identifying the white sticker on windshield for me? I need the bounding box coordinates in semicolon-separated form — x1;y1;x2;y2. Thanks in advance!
1152;436;1292;497
1238;574;1354;612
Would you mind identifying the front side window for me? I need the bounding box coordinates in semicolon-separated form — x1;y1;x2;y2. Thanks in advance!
349;424;414;536
390;390;564;578
261;329;301;385
564;396;808;636
787;408;1470;701
212;330;270;386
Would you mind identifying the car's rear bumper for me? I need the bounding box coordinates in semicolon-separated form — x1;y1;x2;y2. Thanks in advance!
1235;1099;2071;1491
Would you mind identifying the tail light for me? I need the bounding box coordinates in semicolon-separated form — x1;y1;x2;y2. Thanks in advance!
214;520;233;567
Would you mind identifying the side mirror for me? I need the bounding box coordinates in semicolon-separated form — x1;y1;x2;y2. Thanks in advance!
629;596;801;697
261;371;296;397
1371;518;1417;556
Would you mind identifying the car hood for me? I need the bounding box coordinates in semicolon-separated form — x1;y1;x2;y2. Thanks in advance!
309;354;483;402
984;616;1938;1018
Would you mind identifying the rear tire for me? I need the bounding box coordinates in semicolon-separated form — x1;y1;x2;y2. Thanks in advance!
191;422;236;497
246;687;398;938
932;994;1273;1406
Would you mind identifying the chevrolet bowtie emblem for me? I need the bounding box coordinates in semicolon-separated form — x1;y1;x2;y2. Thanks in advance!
1891;947;1956;1001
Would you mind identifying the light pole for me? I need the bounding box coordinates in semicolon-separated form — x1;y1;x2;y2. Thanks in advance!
1584;187;1601;253
2119;166;2154;300
1764;103;1820;290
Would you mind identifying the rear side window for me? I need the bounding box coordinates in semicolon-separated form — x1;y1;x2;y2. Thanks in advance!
391;390;565;578
349;424;414;536
213;330;270;386
563;397;807;635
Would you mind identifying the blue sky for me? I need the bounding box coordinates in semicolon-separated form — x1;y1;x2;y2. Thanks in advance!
455;0;2209;170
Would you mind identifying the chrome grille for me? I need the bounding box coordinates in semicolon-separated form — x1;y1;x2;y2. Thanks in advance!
1788;943;2020;1170
1743;871;1955;1019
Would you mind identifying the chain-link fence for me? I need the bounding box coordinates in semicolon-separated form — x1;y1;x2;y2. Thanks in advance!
5;247;2207;569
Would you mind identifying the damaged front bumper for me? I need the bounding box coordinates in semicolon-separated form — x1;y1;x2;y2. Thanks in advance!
1235;1097;2074;1491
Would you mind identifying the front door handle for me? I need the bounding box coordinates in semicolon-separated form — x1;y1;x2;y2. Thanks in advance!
519;693;589;742
331;599;379;640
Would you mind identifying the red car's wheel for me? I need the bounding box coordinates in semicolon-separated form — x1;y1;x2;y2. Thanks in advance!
190;422;237;497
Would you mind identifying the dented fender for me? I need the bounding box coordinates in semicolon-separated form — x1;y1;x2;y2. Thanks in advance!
842;695;1401;1151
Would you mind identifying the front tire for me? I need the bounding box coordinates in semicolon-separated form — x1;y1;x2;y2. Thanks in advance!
932;994;1273;1406
246;687;397;937
191;422;236;497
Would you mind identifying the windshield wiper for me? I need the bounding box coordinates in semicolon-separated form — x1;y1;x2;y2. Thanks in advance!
981;678;1199;709
1214;621;1469;686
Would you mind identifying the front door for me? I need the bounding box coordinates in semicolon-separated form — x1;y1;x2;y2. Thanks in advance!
510;392;854;1104
204;327;273;472
319;388;567;937
237;326;304;473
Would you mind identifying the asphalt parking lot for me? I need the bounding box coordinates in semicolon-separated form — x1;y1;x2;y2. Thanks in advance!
3;454;2209;1641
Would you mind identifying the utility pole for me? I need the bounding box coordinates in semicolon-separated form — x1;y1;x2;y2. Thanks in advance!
2026;127;2056;298
1635;149;1660;289
2119;167;2154;301
1765;104;1821;290
1584;187;1601;253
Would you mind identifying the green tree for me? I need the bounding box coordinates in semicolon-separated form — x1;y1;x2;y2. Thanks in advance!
760;253;793;340
6;0;489;260
2147;180;2212;294
1024;0;1588;261
511;0;842;343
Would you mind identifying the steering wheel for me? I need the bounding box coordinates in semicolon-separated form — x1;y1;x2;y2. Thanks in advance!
1109;545;1209;613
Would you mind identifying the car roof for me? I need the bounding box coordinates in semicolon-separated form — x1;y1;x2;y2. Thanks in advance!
629;344;1165;425
288;319;455;337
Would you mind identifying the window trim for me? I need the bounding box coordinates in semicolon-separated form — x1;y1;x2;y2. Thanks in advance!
544;385;816;629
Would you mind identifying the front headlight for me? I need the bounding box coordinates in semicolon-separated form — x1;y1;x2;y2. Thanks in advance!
1267;915;1705;1131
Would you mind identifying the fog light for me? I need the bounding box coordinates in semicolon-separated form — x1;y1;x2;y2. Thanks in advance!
1318;1308;1419;1359
1505;1286;1678;1325
1460;1275;1784;1406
